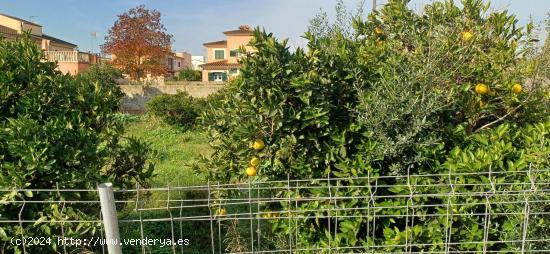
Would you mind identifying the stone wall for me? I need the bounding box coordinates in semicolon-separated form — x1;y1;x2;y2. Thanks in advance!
119;82;225;113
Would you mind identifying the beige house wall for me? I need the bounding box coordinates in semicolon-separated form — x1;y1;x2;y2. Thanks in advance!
21;23;42;36
174;52;192;70
226;35;253;64
56;62;91;76
205;46;227;63
0;16;22;33
0;15;42;36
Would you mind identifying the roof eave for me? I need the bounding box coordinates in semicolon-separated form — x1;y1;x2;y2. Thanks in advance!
42;34;77;48
223;31;253;36
203;40;227;47
0;13;42;27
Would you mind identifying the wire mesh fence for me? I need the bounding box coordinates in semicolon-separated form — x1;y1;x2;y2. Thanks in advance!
1;166;549;253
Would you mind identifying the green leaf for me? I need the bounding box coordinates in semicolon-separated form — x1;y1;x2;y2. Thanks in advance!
0;227;7;239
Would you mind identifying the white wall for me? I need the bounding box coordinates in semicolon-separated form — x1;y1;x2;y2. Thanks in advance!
192;55;205;70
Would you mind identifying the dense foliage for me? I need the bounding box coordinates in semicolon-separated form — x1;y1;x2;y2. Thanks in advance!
199;0;549;252
146;86;231;131
537;16;550;87
146;91;201;130
102;5;173;79
0;37;154;253
77;63;123;86
177;69;202;81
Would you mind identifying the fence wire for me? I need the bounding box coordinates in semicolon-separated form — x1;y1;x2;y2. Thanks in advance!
1;167;549;253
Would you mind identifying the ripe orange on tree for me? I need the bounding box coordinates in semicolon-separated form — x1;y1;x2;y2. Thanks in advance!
251;139;265;151
250;156;260;167
246;166;257;176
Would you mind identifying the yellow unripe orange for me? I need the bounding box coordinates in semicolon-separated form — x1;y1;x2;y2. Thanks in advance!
250;157;260;167
246;166;257;176
512;83;522;94
216;208;226;216
375;27;383;35
475;83;489;95
462;30;473;42
251;139;265;151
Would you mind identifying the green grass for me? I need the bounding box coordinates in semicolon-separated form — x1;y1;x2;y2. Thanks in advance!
119;115;283;253
123;114;211;187
120;114;213;253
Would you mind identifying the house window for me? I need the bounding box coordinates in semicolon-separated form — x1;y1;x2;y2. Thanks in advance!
229;68;238;75
208;72;228;82
177;62;181;67
214;50;225;60
230;50;239;57
168;58;174;69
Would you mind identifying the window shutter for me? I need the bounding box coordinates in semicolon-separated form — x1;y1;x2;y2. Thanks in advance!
208;73;214;81
221;72;228;81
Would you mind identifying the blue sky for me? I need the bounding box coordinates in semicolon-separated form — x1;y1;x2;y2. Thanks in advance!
1;0;548;56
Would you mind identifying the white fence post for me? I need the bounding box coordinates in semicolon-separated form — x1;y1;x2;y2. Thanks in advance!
98;183;122;254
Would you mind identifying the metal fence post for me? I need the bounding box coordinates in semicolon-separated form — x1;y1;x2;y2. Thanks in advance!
98;183;122;254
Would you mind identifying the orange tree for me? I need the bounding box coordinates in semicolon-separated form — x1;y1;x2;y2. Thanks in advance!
0;37;155;253
199;0;549;252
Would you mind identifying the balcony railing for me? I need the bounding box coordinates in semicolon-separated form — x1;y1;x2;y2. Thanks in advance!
43;51;91;63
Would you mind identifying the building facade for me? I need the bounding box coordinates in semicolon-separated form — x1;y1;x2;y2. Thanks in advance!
166;52;192;77
201;25;254;82
0;13;100;75
191;55;205;70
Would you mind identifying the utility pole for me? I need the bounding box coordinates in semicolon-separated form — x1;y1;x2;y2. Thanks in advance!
372;0;377;11
90;32;97;53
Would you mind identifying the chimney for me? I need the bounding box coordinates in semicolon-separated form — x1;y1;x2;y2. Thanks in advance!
238;25;251;31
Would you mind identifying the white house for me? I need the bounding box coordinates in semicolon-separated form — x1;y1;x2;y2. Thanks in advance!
191;56;205;70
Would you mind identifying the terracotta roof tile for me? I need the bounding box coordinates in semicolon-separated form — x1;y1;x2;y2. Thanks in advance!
200;60;240;70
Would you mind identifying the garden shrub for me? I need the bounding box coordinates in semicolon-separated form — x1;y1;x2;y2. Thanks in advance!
198;79;238;128
146;91;200;130
77;63;123;87
177;69;202;81
199;0;549;252
147;84;231;131
0;36;154;253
